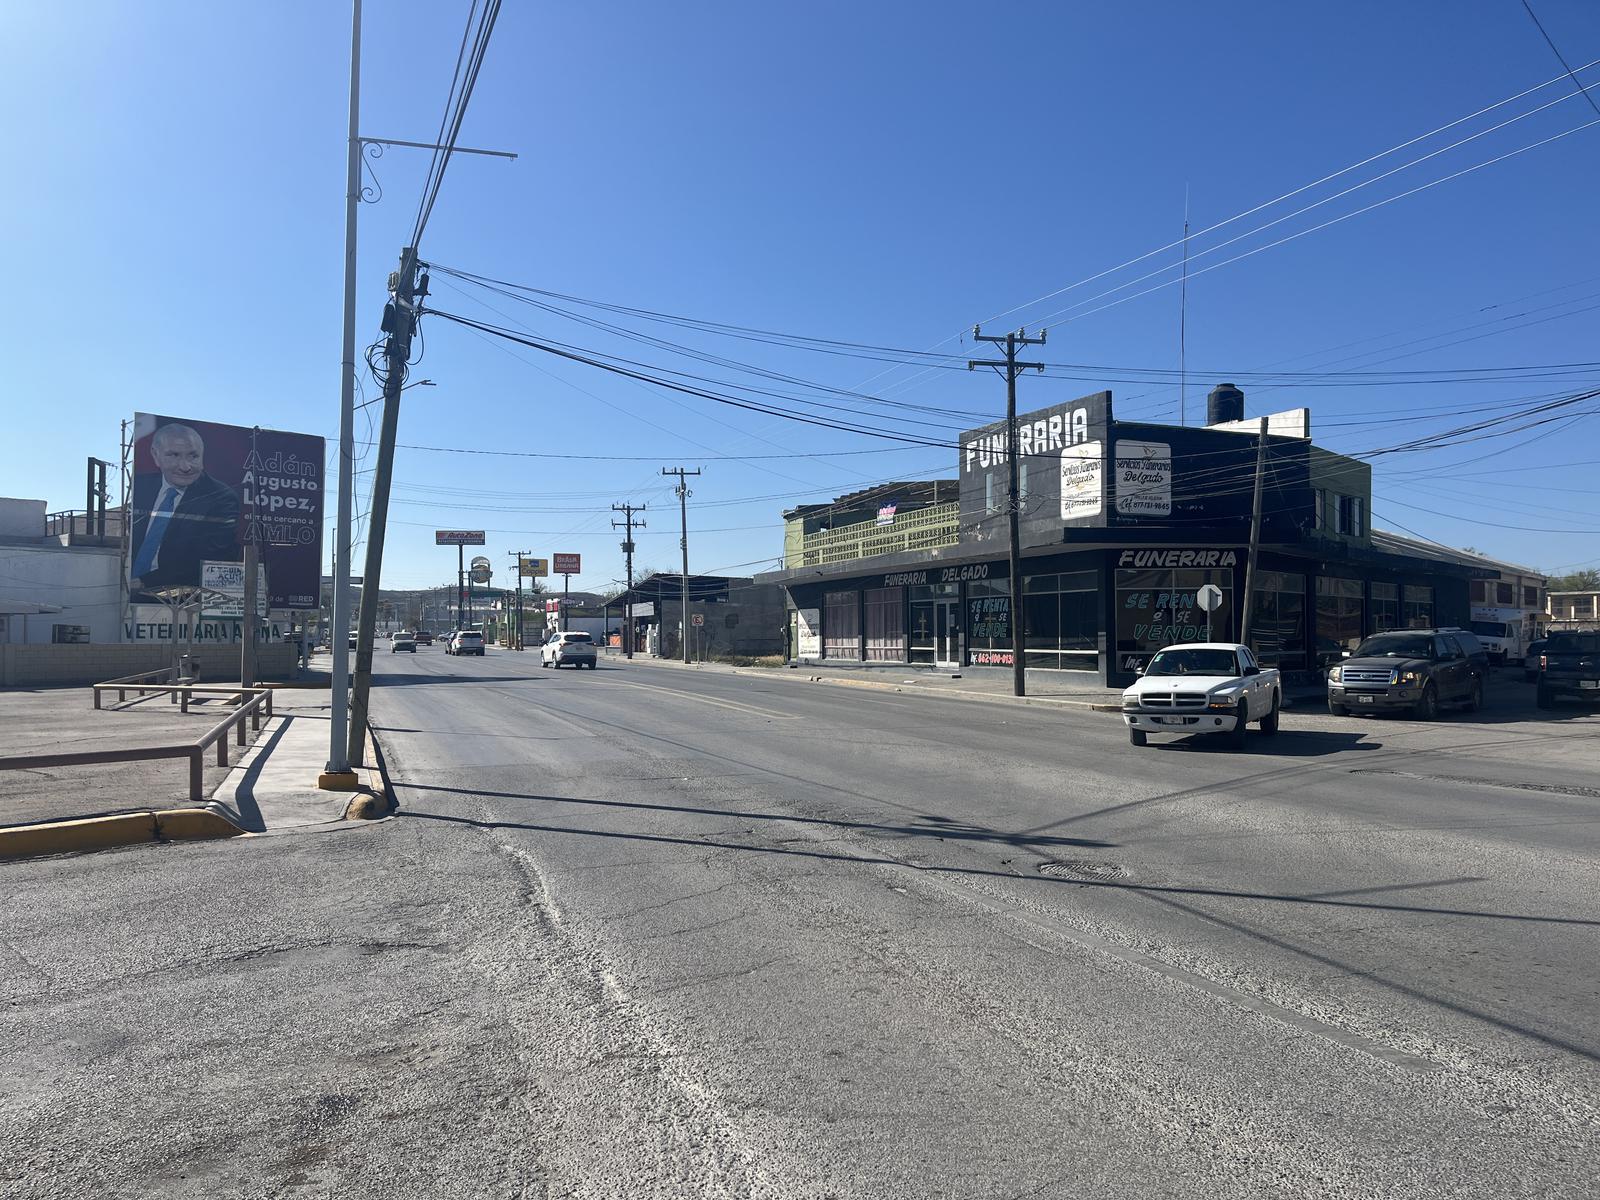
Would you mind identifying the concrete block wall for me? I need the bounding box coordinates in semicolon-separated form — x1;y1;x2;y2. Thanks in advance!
0;643;298;687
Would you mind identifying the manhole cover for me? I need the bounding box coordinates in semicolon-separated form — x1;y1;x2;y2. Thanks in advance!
1037;859;1131;881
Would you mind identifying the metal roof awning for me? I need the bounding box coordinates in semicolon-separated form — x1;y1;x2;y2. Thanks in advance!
0;599;65;616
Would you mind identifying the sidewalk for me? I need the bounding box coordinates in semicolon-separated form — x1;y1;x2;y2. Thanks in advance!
0;676;383;859
616;653;1326;712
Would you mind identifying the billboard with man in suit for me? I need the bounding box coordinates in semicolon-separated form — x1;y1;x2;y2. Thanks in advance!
129;413;325;610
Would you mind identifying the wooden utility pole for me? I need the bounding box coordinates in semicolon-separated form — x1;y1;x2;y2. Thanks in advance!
347;247;422;766
661;467;701;665
968;327;1046;697
612;503;646;659
1240;416;1270;648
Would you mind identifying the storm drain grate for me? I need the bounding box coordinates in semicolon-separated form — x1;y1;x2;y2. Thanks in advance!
1037;859;1131;882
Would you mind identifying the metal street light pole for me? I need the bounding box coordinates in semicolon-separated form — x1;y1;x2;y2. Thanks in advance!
323;0;363;787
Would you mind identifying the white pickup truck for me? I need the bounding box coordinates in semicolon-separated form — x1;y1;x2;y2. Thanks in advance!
1121;642;1282;749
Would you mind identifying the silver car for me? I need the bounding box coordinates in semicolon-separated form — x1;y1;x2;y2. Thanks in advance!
542;631;597;669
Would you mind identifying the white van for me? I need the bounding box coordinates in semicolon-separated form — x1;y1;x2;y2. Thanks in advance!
1468;607;1530;665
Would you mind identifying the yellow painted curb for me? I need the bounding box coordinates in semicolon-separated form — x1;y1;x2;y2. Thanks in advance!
154;808;247;842
0;806;244;861
342;730;393;821
317;770;361;792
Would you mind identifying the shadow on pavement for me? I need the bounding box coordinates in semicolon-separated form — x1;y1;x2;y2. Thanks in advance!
395;781;1115;852
1146;730;1378;757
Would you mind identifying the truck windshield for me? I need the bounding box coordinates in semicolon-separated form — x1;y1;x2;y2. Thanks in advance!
1144;648;1239;677
1469;621;1509;638
1547;632;1600;653
1354;634;1432;658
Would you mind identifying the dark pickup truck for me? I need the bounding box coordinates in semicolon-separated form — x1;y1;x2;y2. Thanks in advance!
1537;631;1600;709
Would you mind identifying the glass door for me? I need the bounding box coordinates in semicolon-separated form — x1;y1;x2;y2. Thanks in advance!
936;599;960;666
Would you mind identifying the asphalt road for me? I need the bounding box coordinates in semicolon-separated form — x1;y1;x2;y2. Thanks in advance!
3;648;1597;1198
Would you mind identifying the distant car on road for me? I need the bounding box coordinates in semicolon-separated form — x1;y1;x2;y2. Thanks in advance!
542;630;598;669
1327;630;1482;719
447;630;485;657
391;632;416;653
1122;643;1280;750
414;630;434;646
1536;631;1600;710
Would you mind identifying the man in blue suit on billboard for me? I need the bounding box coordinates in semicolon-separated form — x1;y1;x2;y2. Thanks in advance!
129;422;240;597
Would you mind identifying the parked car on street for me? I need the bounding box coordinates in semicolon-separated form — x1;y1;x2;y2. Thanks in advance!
1327;629;1483;718
1536;631;1600;709
543;630;598;669
391;631;416;653
446;630;485;657
1122;643;1281;750
1469;606;1532;666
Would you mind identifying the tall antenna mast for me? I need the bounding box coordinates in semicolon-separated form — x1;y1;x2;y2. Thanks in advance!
1179;183;1191;426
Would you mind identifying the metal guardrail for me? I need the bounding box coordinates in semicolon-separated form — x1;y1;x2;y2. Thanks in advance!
93;667;183;709
1;688;275;804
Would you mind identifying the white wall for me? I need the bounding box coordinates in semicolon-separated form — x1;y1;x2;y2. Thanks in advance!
0;498;47;540
0;543;123;643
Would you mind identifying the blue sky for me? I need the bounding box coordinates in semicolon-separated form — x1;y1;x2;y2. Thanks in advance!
4;1;1598;593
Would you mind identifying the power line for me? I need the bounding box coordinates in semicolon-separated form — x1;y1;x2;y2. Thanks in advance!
1521;0;1600;118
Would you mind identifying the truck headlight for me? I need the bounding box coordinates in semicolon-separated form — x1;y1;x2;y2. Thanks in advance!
1207;693;1240;710
1398;670;1421;685
1122;695;1141;711
1329;666;1343;683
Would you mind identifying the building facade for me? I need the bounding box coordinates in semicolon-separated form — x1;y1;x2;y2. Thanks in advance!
767;387;1506;688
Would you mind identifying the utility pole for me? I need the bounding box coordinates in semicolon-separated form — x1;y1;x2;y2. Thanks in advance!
612;503;646;659
1239;416;1270;648
968;326;1046;698
507;550;531;650
347;246;422;767
661;467;700;665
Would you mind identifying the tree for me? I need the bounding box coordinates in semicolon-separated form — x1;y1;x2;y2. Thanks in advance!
1549;568;1600;592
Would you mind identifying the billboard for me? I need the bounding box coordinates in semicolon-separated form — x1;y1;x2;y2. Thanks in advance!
435;530;487;545
129;414;324;610
553;552;581;575
959;391;1111;547
520;556;549;578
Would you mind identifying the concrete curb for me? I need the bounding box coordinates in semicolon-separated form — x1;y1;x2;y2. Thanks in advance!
0;806;246;862
619;655;1125;713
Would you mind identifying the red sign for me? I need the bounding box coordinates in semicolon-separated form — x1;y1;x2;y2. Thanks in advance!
553;552;581;575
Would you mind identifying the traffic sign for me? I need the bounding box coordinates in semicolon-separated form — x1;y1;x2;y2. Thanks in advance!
691;613;704;627
553;552;581;575
1196;584;1224;612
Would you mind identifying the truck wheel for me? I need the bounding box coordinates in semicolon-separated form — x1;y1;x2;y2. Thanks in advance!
1465;679;1483;713
1261;692;1280;734
1327;697;1347;717
1536;683;1553;710
1413;684;1438;721
1129;728;1147;747
1228;719;1248;750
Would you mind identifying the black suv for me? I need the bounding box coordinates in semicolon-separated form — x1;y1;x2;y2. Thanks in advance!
1536;631;1600;709
1327;629;1484;719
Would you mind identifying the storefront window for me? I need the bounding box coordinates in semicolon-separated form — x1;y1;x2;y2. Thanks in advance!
823;590;860;659
1115;568;1232;674
1403;584;1434;629
1315;576;1363;669
1249;570;1306;671
966;577;1012;667
1023;570;1098;670
863;587;904;662
1370;582;1400;634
